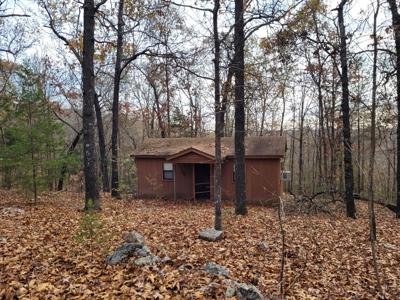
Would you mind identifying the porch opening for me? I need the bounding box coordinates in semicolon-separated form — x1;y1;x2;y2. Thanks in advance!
194;164;210;199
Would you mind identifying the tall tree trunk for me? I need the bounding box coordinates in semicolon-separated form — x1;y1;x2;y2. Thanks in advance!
368;1;383;293
94;93;110;192
337;0;356;218
388;0;400;218
165;45;171;137
330;59;338;191
111;0;124;198
312;11;328;186
234;0;247;215
221;66;234;137
289;98;296;192
298;89;305;194
82;0;100;210
357;98;361;194
57;130;82;191
279;77;287;137
213;0;222;231
150;82;166;138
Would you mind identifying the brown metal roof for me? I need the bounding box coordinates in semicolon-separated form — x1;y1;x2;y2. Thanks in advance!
133;136;286;159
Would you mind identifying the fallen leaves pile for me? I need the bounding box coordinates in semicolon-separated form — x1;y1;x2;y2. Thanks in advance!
0;190;399;299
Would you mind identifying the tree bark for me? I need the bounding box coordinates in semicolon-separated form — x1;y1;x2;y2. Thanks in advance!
337;0;356;218
369;1;383;293
221;67;234;137
82;0;100;210
111;0;124;198
213;0;222;231
94;93;110;192
298;87;305;194
388;0;400;218
57;130;82;191
234;0;247;215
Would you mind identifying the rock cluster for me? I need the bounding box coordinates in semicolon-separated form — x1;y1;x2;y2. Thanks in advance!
201;263;265;300
203;262;230;278
106;231;164;266
223;279;265;300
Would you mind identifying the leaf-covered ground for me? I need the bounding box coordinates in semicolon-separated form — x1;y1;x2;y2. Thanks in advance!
0;190;399;299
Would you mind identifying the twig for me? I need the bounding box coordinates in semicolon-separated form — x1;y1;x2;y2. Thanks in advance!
285;252;308;294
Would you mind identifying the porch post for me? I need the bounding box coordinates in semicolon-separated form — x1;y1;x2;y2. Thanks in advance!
173;163;176;202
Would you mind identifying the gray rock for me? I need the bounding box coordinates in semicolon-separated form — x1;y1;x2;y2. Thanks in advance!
134;245;151;257
161;256;173;264
257;242;269;250
134;255;160;266
198;282;221;293
106;243;142;265
223;280;265;300
1;207;25;217
123;231;145;245
199;228;223;242
204;262;230;278
236;283;265;300
226;286;236;298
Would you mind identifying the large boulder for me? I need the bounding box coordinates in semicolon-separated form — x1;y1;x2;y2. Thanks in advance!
106;243;142;265
199;228;223;242
204;262;230;278
123;231;145;245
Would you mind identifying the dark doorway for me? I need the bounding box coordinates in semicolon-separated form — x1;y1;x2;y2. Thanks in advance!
194;164;210;199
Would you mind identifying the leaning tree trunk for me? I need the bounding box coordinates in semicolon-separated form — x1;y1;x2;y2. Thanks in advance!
388;0;400;218
234;0;247;215
57;130;82;191
111;0;124;199
213;0;222;231
337;0;356;218
94;93;110;193
82;0;100;210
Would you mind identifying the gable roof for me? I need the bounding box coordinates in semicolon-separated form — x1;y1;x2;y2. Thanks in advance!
166;147;215;161
133;136;286;159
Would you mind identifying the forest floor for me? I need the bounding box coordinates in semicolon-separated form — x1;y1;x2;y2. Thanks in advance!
0;190;399;299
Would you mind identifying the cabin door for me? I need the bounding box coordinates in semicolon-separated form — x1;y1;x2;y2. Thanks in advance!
194;164;210;200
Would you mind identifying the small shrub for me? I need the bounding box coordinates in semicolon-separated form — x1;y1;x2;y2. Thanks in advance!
75;199;108;256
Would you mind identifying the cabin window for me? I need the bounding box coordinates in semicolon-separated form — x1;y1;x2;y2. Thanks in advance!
163;163;174;180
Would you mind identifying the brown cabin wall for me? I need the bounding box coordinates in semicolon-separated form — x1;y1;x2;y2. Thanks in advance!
220;158;282;204
136;157;282;203
245;158;282;204
136;158;193;199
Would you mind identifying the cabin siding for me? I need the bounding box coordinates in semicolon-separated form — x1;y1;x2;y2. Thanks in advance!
136;158;193;199
136;156;282;204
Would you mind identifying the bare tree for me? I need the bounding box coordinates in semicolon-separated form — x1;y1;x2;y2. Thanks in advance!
81;0;106;210
387;0;400;218
213;0;222;230
234;0;247;215
368;0;384;294
337;0;356;218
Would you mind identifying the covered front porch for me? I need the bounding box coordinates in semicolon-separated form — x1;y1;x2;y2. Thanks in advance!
166;148;215;201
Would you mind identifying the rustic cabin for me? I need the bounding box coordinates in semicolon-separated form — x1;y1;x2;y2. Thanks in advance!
132;136;286;204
